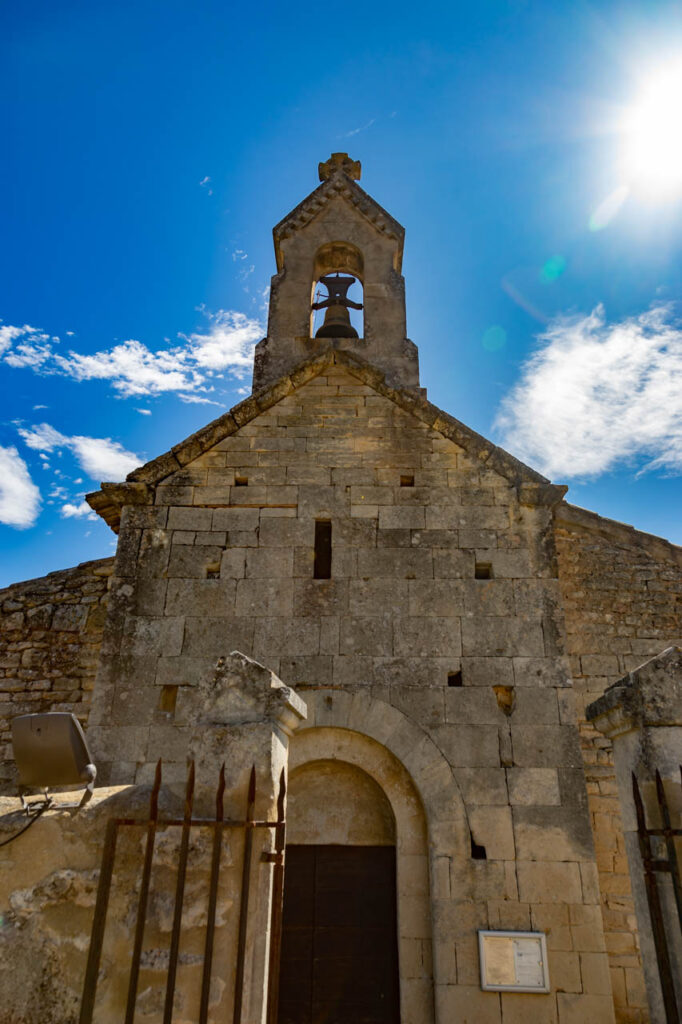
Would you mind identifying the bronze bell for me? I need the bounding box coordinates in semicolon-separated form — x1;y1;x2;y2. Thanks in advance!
312;274;363;338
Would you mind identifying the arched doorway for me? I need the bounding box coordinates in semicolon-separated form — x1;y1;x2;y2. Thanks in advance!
278;725;436;1024
278;760;399;1023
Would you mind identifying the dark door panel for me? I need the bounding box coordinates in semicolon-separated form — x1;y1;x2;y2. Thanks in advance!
278;845;400;1024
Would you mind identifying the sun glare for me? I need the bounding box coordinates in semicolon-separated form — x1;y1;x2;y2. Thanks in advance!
623;63;682;195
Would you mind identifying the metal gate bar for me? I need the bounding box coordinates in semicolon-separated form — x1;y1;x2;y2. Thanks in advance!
233;767;256;1024
657;769;682;929
632;769;682;1024
199;764;225;1024
79;760;286;1024
78;817;119;1024
125;759;162;1024
163;762;195;1023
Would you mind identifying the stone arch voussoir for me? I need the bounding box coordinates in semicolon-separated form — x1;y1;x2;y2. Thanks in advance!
295;688;469;859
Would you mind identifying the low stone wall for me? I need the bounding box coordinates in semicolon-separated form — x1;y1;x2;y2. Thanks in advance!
555;504;682;1023
0;558;113;792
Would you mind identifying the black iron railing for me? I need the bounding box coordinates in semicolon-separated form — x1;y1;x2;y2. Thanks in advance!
632;768;682;1024
79;760;286;1024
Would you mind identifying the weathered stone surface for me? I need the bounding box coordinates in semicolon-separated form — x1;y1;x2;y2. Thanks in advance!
0;653;306;1024
556;505;682;1018
0;559;113;791
587;647;682;1023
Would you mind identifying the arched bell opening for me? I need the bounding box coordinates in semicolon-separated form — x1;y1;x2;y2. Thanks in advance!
310;241;364;339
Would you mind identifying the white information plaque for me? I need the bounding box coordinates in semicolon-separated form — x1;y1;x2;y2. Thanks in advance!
478;930;550;993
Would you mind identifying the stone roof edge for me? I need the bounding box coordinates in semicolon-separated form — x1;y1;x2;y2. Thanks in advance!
585;645;682;726
555;501;682;567
272;174;405;273
86;347;562;533
0;556;114;598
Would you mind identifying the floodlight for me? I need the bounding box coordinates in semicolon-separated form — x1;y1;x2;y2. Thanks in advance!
11;712;96;811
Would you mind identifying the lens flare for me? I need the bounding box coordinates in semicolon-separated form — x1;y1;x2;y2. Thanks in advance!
540;255;566;283
589;186;630;231
482;326;506;352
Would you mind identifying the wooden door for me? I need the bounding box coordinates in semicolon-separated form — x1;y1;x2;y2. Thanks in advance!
277;845;400;1024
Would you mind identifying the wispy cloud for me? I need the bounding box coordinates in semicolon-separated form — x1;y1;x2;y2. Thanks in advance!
0;309;263;401
199;175;213;196
345;118;376;138
18;423;141;480
0;446;41;528
495;303;682;479
136;408;152;415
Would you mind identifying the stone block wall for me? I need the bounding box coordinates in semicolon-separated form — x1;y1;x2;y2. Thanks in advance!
87;363;614;1023
89;367;571;782
0;558;113;792
555;504;682;1022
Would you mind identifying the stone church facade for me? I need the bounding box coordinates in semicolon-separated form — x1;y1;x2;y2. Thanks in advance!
1;154;680;1024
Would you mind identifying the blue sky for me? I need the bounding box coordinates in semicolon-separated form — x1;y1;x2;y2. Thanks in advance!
2;0;682;587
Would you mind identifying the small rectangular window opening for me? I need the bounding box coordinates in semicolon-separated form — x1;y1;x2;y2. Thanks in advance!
400;474;415;487
447;670;463;688
474;562;493;580
158;685;178;716
470;831;487;860
206;564;220;579
314;520;332;579
234;475;248;487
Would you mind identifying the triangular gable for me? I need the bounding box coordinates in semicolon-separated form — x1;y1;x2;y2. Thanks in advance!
86;348;565;532
272;175;405;274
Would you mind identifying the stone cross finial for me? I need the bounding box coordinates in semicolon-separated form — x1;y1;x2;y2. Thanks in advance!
318;153;362;182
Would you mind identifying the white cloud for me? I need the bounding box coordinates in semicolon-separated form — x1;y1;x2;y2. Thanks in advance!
178;393;221;406
52;338;198;396
18;422;141;481
137;408;152;415
495;303;682;479
0;324;31;356
4;327;53;368
68;435;140;479
0;309;263;400
199;175;213;196
33;403;48;410
19;423;68;452
61;501;97;521
184;311;261;375
0;446;41;528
